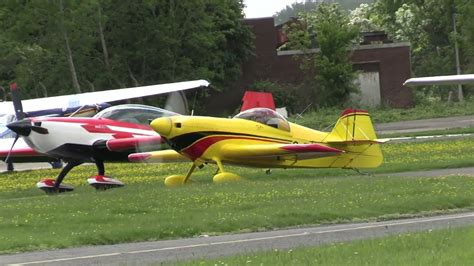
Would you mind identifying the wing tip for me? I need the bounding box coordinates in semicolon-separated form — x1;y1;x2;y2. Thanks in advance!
128;152;151;162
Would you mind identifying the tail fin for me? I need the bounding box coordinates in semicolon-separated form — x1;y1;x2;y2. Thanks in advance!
324;109;386;168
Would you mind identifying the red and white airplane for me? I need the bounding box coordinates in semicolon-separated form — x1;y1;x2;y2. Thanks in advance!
1;80;210;193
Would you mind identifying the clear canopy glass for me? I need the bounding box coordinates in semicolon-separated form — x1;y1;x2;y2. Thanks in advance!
0;114;15;139
233;108;290;132
94;104;178;125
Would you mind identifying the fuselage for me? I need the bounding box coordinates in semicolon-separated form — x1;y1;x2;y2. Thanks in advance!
151;106;383;169
22;117;157;162
153;115;346;168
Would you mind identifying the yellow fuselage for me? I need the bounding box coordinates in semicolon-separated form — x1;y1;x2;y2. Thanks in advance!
153;115;382;169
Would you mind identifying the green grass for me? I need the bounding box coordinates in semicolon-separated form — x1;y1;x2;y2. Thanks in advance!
0;137;474;253
1;171;474;253
181;225;474;265
295;99;474;130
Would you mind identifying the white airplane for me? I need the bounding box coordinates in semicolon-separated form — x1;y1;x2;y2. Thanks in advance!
0;80;210;172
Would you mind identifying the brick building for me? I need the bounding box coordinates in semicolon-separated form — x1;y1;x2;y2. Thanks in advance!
204;17;413;115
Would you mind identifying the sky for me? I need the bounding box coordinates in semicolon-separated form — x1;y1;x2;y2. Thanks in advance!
244;0;304;19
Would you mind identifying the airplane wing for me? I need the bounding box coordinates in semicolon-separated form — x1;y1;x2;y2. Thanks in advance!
129;143;342;163
128;150;189;163
404;74;474;86
219;143;343;160
1;79;210;114
93;136;164;152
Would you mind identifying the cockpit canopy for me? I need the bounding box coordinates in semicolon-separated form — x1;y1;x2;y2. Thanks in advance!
233;108;290;132
94;104;178;125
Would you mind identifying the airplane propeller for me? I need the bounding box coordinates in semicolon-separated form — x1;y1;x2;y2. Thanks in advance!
10;83;25;120
4;83;49;167
4;133;20;166
7;83;49;136
7;119;49;136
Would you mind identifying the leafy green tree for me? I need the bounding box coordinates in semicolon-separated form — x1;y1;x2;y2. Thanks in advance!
286;3;359;107
274;0;374;25
368;0;473;100
0;0;253;105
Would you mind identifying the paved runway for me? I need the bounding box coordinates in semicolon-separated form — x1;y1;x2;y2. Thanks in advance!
2;211;474;265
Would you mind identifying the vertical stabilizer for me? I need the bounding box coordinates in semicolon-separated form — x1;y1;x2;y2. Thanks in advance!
324;109;385;168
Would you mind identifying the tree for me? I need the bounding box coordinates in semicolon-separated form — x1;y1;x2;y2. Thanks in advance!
0;0;253;106
274;0;375;25
274;0;320;25
369;0;474;101
286;3;359;107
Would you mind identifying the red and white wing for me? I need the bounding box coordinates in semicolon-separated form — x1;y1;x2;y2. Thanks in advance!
102;135;163;152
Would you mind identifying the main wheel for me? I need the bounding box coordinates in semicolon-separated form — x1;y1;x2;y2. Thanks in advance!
213;172;241;184
164;175;187;187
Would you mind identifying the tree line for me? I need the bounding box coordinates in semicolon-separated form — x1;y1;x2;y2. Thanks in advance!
0;0;253;101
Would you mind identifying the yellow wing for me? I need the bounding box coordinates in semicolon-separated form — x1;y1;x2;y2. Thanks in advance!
128;149;188;163
219;143;343;160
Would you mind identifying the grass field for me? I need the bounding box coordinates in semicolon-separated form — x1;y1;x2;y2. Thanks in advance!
180;225;474;265
0;137;473;253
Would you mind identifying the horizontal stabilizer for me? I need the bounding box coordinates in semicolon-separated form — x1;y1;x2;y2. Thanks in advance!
327;138;390;145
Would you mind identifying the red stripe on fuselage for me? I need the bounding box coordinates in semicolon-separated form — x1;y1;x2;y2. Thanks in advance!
181;135;288;161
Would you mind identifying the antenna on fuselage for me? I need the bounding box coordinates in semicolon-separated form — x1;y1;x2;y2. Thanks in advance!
190;89;198;116
293;103;312;123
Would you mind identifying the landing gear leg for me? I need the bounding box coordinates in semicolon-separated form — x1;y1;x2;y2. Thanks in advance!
87;160;124;190
7;162;14;172
164;163;197;187
212;157;241;184
97;160;105;175
36;161;81;194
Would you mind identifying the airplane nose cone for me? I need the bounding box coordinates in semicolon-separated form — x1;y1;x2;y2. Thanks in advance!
150;117;172;136
7;119;32;136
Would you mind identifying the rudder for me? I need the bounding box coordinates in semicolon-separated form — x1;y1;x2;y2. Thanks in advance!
324;109;385;168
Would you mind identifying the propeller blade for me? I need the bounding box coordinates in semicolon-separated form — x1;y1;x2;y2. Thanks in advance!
4;134;20;164
31;126;49;134
10;83;25;120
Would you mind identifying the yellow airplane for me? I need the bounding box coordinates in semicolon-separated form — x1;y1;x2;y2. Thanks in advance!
129;108;387;186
